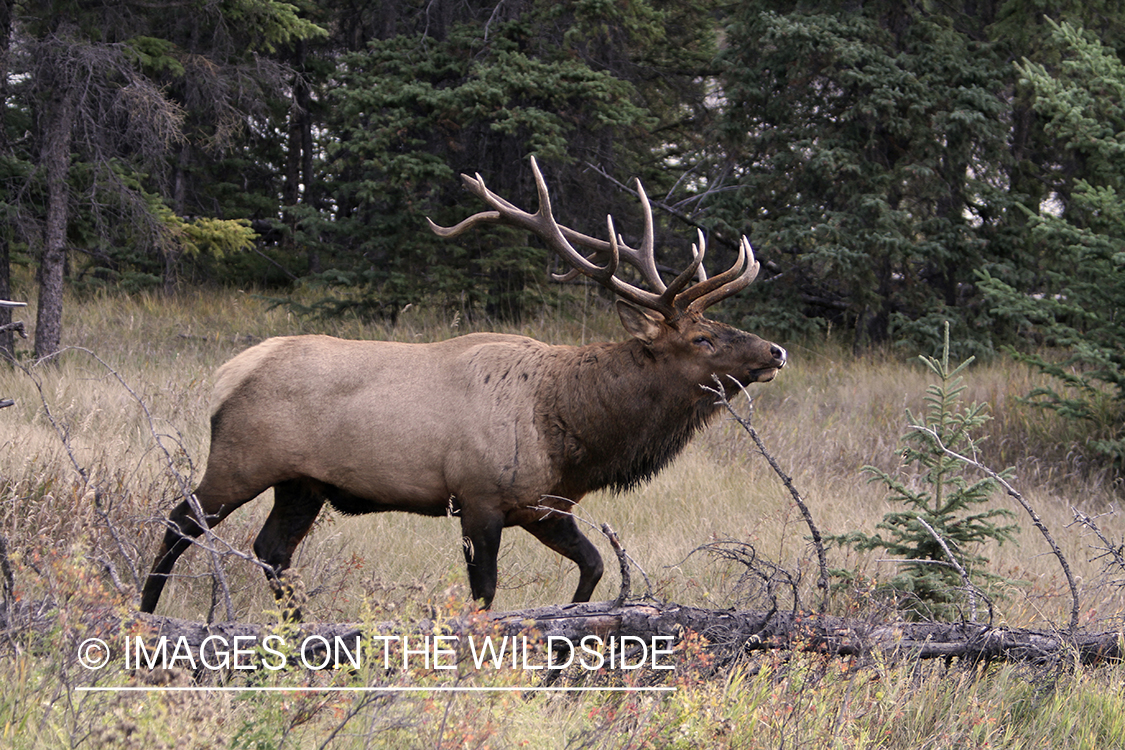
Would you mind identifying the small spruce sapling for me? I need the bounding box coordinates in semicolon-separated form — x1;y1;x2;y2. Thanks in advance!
834;324;1018;620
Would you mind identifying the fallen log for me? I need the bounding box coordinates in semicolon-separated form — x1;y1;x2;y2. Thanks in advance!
123;601;1123;670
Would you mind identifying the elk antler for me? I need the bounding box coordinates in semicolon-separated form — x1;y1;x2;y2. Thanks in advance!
428;156;759;320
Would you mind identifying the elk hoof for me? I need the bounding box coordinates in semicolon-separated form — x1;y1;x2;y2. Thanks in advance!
270;569;308;623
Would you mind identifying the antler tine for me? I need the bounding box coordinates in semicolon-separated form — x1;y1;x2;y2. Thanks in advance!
547;177;666;294
627;179;666;293
431;162;760;318
552;214;622;284
430;156;676;318
683;236;761;313
426;171;518;238
657;228;707;309
603;215;623;279
426;212;501;238
523;158;625;285
551;228;619;283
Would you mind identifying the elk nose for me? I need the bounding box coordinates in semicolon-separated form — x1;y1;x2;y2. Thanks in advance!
771;345;787;367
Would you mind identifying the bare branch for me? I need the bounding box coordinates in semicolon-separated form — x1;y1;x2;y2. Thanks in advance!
703;376;830;612
583;161;744;253
1070;508;1124;589
601;524;630;608
685;540;798;613
908;424;1080;634
915;515;993;625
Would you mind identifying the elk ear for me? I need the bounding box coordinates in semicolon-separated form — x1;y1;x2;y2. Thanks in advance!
616;301;663;345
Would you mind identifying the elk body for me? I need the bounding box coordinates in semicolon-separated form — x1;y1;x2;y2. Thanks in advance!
140;158;786;615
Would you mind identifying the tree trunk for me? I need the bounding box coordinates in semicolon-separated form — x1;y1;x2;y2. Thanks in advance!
164;143;192;295
0;239;12;358
114;602;1125;671
34;86;75;360
285;39;320;274
0;0;13;357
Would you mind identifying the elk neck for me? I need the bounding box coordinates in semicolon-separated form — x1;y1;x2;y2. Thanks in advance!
537;337;719;497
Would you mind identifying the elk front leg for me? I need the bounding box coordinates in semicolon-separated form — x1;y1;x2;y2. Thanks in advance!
518;509;604;603
459;505;504;609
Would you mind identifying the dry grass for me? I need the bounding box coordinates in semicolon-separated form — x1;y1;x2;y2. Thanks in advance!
0;284;1122;748
0;285;1121;627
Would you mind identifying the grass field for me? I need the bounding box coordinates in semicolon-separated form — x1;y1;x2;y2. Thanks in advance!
0;285;1122;748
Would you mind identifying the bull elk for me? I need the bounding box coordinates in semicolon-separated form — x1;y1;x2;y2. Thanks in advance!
140;157;786;616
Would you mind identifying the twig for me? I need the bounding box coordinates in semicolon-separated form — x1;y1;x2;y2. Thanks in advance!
483;0;507;41
583;161;743;252
915;516;993;624
909;424;1080;634
703;376;831;613
602;523;630;607
685;540;799;614
6;352;87;479
1070;507;1124;588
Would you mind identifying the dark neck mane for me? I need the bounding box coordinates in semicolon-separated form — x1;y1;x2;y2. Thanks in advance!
538;339;720;496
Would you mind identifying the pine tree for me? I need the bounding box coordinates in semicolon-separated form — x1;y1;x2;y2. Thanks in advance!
980;19;1125;470
833;325;1017;620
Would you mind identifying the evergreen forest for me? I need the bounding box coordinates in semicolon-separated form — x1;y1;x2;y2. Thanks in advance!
1;0;1123;462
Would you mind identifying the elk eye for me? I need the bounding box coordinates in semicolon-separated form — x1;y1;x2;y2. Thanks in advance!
693;336;714;352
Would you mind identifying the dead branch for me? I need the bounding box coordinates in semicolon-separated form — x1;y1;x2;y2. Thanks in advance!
0;321;26;338
584;161;743;253
602;523;630;607
123;601;1123;670
1070;507;1124;588
915;516;993;625
704;376;830;612
908;425;1080;634
686;540;798;614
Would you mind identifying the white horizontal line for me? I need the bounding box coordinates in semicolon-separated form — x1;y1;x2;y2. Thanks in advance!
77;685;676;694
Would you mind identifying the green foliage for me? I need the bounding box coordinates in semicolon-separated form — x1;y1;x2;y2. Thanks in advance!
15;0;1125;360
832;326;1017;619
217;0;327;52
0;0;327;307
981;19;1125;469
318;4;674;320
708;4;1018;353
123;36;186;77
174;216;258;258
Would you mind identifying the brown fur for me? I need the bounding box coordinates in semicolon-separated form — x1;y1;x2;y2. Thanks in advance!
140;302;785;614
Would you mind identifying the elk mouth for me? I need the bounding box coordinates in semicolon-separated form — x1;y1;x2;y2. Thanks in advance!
747;345;787;383
747;367;781;383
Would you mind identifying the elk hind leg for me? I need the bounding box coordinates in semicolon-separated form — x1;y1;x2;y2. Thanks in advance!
519;511;604;603
253;479;325;621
